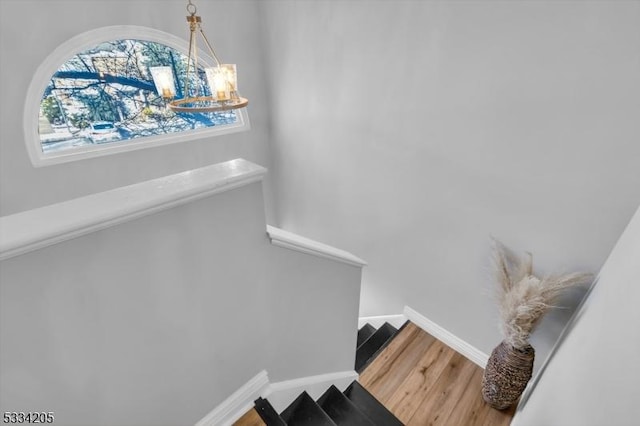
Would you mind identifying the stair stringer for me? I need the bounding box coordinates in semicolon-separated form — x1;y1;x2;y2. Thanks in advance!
265;370;359;413
195;370;270;426
195;369;358;426
357;314;407;330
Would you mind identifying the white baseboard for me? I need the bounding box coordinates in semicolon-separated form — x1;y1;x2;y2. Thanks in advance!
358;314;407;330
195;370;270;426
403;306;489;368
265;370;359;413
194;369;359;426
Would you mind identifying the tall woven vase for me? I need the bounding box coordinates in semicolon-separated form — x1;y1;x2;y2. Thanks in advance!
481;340;535;410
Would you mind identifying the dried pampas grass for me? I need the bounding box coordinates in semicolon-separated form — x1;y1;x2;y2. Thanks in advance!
490;238;592;349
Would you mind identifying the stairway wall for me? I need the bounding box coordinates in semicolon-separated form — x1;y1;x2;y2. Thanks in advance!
259;0;640;363
0;164;362;426
513;205;640;425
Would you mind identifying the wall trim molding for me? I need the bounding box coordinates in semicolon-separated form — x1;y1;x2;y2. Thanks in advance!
194;369;358;426
266;225;367;268
404;306;489;368
195;370;270;426
0;159;267;261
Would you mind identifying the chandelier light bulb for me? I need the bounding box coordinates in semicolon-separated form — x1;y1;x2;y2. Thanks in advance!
149;66;176;100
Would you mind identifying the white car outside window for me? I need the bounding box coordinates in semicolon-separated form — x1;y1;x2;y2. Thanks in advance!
89;121;121;143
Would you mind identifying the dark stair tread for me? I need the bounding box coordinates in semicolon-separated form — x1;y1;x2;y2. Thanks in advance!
355;322;398;372
357;323;377;348
316;385;375;426
254;397;287;426
344;381;404;426
280;391;337;426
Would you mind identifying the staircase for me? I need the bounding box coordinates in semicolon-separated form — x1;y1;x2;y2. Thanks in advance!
251;322;405;425
356;322;402;373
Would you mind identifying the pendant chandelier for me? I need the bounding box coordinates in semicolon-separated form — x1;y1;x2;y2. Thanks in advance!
150;0;248;113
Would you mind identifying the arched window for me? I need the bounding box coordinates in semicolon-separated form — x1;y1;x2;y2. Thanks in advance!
25;26;249;167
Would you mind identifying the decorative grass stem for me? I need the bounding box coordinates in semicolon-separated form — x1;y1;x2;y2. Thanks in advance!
483;238;591;410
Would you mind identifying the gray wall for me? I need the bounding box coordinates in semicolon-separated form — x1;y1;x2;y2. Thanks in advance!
260;0;640;358
0;182;362;426
0;0;275;221
513;205;640;426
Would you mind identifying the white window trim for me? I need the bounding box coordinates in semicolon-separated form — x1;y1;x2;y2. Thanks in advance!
24;25;250;168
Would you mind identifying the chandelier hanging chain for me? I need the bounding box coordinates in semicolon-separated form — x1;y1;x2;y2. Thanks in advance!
197;25;223;67
186;0;196;14
184;13;197;98
183;0;223;99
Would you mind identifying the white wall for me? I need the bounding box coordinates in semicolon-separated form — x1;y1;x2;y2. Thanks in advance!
260;0;640;361
513;205;640;426
0;0;276;221
0;178;362;426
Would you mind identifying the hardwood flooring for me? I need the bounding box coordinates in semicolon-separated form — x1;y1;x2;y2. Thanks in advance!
234;406;266;426
359;322;515;426
234;321;515;426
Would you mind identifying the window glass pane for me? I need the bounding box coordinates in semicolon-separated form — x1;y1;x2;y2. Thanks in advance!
38;39;238;154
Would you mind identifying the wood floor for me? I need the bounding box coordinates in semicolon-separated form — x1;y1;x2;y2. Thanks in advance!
234;407;266;426
234;321;515;425
359;322;515;425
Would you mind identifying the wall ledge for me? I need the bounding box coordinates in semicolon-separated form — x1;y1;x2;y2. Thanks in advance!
266;225;367;267
0;159;267;261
